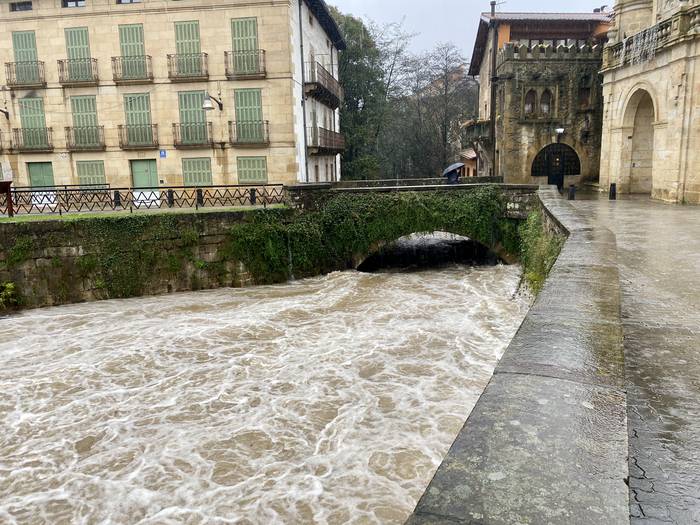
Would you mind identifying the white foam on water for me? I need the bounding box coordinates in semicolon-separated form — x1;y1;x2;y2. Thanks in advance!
0;265;529;524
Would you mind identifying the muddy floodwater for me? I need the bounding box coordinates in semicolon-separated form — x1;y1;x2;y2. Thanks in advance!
0;265;528;524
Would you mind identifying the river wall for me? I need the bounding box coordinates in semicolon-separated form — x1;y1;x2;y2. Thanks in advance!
408;188;629;524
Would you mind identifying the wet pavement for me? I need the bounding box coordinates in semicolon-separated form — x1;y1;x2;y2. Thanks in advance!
574;196;700;524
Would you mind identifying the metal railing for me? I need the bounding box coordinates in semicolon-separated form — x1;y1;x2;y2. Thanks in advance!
5;61;46;88
0;184;286;217
307;127;344;154
229;120;270;146
58;58;99;85
112;55;153;83
118;124;159;149
225;50;266;79
461;120;491;147
167;53;208;81
172;122;213;148
12;128;53;152
305;61;343;109
65;126;105;151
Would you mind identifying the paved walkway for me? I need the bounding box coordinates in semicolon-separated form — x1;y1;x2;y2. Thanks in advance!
574;196;700;524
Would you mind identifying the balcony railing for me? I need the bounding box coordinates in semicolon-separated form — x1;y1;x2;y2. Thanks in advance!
5;61;46;88
461;120;491;148
65;126;105;151
305;62;343;109
307;127;344;155
112;55;153;84
229;120;270;146
118;124;158;149
225;50;266;79
58;58;99;86
172;122;213;148
12;128;53;152
167;53;208;81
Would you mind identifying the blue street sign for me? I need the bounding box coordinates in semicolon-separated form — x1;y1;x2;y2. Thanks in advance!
160;149;167;159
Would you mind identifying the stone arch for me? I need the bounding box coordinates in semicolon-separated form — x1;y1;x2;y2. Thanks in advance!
619;88;656;194
531;143;581;189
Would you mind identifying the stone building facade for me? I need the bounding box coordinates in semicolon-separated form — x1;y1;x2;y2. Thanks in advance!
464;12;611;188
599;0;699;203
0;0;345;189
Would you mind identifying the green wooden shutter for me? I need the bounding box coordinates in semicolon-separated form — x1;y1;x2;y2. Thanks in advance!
231;18;259;73
178;90;206;144
76;160;106;187
237;156;267;184
175;21;201;75
119;24;146;78
19;97;48;148
124;93;152;145
71;96;99;146
28;162;55;188
12;31;40;83
65;27;91;80
234;89;263;141
182;158;212;186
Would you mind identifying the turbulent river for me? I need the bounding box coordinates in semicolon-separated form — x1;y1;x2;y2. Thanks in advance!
0;264;528;525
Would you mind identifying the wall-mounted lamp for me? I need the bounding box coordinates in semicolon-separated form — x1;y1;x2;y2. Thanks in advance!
203;93;223;111
555;127;565;143
0;109;8;120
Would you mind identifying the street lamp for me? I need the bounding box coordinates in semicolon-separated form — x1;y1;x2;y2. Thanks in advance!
203;92;223;111
555;127;565;143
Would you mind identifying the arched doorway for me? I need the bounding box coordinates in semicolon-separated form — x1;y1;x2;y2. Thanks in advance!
623;90;655;194
531;144;581;190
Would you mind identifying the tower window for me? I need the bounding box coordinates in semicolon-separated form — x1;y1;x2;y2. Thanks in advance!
524;89;537;116
540;89;553;116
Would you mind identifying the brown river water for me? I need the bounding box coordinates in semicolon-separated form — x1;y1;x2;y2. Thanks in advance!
0;265;528;524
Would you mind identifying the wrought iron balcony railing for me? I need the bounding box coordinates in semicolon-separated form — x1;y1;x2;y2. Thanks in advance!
461;120;491;148
112;55;153;84
172;122;213;148
307;127;344;155
58;58;99;86
304;62;343;109
118;124;158;149
5;61;46;88
167;53;208;81
229;120;270;146
225;50;266;79
65;126;105;151
12;128;53;152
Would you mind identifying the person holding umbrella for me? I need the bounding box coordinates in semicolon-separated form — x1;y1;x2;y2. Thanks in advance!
443;163;464;184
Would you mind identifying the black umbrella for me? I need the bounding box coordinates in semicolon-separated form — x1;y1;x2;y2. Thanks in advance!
442;163;465;177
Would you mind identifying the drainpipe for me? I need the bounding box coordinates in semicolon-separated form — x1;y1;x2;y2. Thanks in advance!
298;0;310;183
489;0;498;178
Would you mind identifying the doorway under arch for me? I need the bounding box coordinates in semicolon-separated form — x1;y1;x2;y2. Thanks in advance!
622;90;655;194
531;143;581;190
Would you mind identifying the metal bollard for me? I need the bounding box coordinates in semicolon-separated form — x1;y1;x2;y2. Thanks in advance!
568;184;576;201
167;189;175;208
609;183;617;200
113;190;122;208
250;188;257;206
196;188;204;208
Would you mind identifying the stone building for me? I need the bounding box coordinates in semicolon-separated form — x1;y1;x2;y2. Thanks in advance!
0;0;345;189
599;0;699;203
464;11;611;188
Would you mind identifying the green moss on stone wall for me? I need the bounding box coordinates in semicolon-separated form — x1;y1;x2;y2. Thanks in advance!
519;211;565;294
0;282;19;310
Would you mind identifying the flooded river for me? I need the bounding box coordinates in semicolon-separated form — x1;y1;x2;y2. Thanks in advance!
0;265;528;524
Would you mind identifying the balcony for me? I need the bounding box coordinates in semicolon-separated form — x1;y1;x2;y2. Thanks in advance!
461;119;491;148
225;50;266;80
172;122;213;149
229;120;270;147
167;53;209;82
12;128;53;152
307;127;344;155
305;62;342;109
5;61;46;89
58;58;99;86
118;124;158;149
112;56;153;84
65;126;105;151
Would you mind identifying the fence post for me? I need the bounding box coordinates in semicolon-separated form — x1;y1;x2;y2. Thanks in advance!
113;190;122;209
167;189;175;208
250;188;257;206
196;188;204;208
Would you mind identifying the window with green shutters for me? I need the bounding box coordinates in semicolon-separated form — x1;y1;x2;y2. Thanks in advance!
234;89;264;142
237;157;267;184
76;160;106;187
119;24;146;78
71;95;100;146
65;27;91;81
28;162;55;188
182;158;212;186
231;18;259;73
12;31;40;84
174;21;202;75
19;97;49;148
124;93;152;145
178;91;207;144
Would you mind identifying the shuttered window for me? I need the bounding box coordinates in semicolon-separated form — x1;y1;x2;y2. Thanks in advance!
19;97;49;147
174;21;202;75
76;161;106;187
124;93;152;144
231;18;259;73
237;157;267;184
12;31;40;84
178;90;206;144
182;158;212;186
71;96;100;146
119;24;146;78
234;89;264;142
65;27;91;80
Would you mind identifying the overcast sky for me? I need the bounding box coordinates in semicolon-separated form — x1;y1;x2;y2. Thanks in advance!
330;0;607;58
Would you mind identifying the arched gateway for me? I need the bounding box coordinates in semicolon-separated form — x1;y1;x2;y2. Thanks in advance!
621;89;656;194
531;144;581;190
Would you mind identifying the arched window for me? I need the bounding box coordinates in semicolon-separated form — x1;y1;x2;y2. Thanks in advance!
524;89;537;116
540;89;553;116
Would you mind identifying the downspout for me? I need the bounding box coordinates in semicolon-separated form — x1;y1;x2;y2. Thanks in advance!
489;0;498;178
298;0;310;183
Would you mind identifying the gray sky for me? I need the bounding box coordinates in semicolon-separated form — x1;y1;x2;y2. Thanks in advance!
330;0;607;58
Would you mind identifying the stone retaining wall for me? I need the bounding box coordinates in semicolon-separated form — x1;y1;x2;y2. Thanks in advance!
408;187;629;524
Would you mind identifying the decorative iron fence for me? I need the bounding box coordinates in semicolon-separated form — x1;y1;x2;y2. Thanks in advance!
5;61;46;88
229;120;270;146
225;50;266;79
0;184;286;217
65;126;106;151
167;53;208;81
112;55;154;83
58;58;99;85
173;122;213;148
118;124;159;149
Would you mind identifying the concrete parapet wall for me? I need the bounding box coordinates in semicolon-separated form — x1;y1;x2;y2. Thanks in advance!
408;187;629;524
